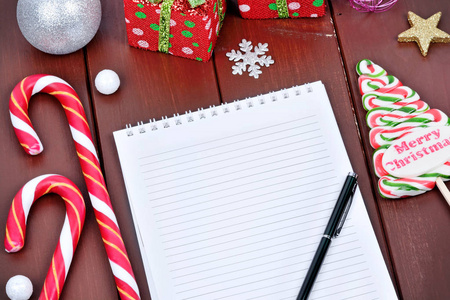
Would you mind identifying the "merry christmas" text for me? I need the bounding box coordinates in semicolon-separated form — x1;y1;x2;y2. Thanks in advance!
384;129;450;171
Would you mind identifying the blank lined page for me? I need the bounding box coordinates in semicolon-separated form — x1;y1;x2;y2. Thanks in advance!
114;81;397;300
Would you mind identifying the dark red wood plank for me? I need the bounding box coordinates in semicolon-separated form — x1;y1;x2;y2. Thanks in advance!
330;0;450;299
214;0;397;293
0;2;118;300
84;0;221;299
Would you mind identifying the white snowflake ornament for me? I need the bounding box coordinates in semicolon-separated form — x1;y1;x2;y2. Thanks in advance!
226;39;274;79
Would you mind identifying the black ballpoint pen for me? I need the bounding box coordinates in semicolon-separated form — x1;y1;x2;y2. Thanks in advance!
297;172;358;300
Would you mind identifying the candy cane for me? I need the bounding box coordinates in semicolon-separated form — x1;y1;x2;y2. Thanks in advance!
9;74;140;299
4;174;85;300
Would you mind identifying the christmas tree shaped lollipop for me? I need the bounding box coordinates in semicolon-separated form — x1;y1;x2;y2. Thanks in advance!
356;59;450;202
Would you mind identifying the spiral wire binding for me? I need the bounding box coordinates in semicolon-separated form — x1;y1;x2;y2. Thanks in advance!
210;105;218;116
186;111;194;122
149;118;157;131
126;124;133;136
138;121;145;133
223;103;230;113
124;83;314;136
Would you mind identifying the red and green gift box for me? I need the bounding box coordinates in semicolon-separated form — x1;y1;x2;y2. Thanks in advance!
237;0;325;19
124;0;226;62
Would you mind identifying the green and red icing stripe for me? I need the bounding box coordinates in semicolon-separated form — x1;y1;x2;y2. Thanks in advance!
378;176;435;198
356;59;387;78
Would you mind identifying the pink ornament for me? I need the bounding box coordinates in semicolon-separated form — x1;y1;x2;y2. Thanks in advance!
349;0;398;13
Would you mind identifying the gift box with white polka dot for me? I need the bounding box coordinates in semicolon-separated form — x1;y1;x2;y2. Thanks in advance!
124;0;226;62
238;0;325;19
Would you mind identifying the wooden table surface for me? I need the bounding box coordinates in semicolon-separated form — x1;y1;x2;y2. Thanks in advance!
1;0;449;299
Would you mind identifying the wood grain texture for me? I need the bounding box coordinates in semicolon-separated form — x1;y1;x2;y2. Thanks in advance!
0;1;117;300
3;0;449;298
214;1;398;293
330;0;450;299
84;0;221;299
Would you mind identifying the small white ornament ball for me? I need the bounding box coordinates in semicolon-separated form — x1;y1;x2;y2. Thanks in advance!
6;275;33;300
16;0;102;55
95;70;121;95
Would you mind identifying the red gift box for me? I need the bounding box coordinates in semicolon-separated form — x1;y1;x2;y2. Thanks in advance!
237;0;325;19
124;0;226;61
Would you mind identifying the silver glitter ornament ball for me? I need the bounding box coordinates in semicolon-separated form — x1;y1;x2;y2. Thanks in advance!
17;0;102;55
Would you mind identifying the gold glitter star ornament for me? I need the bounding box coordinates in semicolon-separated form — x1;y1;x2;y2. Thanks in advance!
398;11;450;56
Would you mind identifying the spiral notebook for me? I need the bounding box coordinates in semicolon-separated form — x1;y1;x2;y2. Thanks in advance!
113;81;397;300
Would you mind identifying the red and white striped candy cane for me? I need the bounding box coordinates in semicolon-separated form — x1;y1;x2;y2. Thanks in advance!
4;174;86;300
9;74;140;299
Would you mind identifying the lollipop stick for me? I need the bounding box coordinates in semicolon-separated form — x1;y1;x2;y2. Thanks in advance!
435;177;450;206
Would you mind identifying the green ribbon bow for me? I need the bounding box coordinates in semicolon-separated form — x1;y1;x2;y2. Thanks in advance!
157;0;224;54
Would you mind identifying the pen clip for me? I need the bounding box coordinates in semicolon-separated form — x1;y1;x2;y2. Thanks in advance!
334;183;357;237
